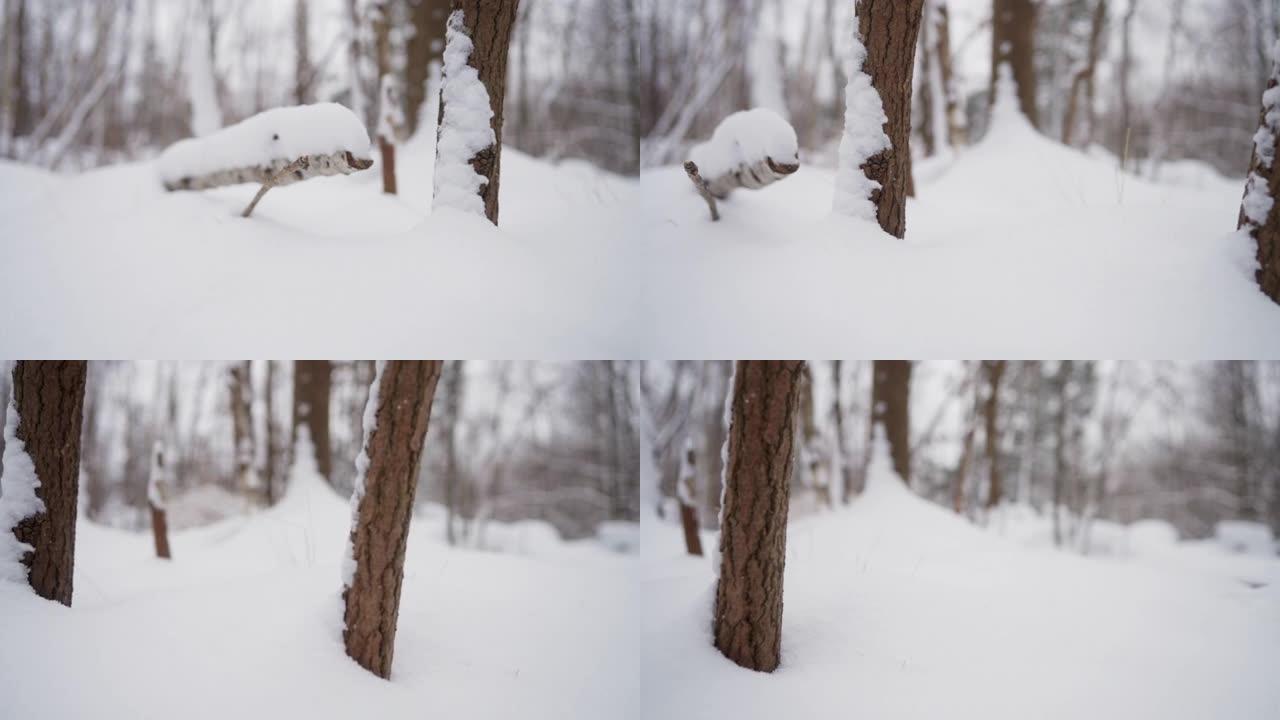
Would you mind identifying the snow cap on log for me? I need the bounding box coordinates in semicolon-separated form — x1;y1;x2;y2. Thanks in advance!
157;103;373;191
687;109;799;199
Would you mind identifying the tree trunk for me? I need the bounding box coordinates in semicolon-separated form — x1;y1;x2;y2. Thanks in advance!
982;360;1007;510
148;443;172;560
293;361;332;486
405;0;450;136
346;0;366;126
294;0;312;104
991;0;1038;128
342;361;443;679
264;360;277;504
953;365;981;514
677;440;702;556
1051;361;1071;546
830;360;855;504
1062;0;1107;146
11;0;29;138
1240;39;1280;305
700;361;730;528
937;3;964;146
441;361;463;546
5;361;87;606
229;361;259;505
713;360;804;674
856;0;925;239
373;0;399;195
870;360;912;484
438;0;520;224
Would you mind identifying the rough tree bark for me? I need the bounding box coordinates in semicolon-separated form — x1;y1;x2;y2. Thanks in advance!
982;360;1007;510
228;361;259;505
991;0;1039;128
1062;0;1108;146
713;360;805;674
6;361;87;606
293;361;333;486
857;0;925;239
441;0;520;224
148;442;172;560
405;0;450;136
1239;40;1280;305
342;361;443;679
676;439;702;556
870;360;912;484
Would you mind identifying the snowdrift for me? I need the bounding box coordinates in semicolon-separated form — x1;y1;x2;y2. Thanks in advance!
641;456;1280;720
0;469;640;720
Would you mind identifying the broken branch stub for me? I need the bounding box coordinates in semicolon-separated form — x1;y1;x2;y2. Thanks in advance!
684;161;720;222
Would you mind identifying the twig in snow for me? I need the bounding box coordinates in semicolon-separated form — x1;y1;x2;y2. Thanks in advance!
684;161;720;221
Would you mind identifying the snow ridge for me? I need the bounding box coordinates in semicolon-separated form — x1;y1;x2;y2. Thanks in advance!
433;10;496;217
833;37;890;220
0;390;43;585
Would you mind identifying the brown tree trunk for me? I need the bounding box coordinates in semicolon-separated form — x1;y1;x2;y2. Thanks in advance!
6;361;87;606
1062;0;1107;146
342;361;443;679
373;0;398;195
870;360;912;484
1240;46;1280;305
149;443;172;560
713;360;804;674
441;361;463;546
982;360;1007;510
991;0;1039;128
677;441;702;556
293;360;332;486
937;3;964;146
405;0;450;136
264;360;277;504
856;0;924;238
11;0;30;138
953;368;981;514
440;0;520;225
229;361;259;504
294;0;311;104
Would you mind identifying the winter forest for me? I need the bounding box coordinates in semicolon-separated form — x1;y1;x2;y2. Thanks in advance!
2;0;1280;718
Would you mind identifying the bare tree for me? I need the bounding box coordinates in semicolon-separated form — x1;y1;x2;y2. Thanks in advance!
675;438;702;556
342;361;443;679
713;360;804;673
1;361;87;606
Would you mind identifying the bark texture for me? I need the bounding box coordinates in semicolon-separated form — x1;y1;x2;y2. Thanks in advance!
293;360;332;485
871;360;912;484
857;0;925;239
713;360;805;673
8;361;87;606
1240;52;1280;305
991;0;1039;128
164;150;374;194
447;0;520;224
343;361;443;679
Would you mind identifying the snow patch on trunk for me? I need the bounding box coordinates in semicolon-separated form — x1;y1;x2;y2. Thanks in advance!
341;361;386;593
0;393;43;585
833;38;890;220
433;10;496;218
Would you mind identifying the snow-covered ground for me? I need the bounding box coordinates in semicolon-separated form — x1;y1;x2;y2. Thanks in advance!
642;460;1280;719
0;133;641;358
0;471;640;720
639;105;1280;358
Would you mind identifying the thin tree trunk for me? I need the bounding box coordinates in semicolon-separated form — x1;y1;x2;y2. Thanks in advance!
373;0;398;195
870;360;912;484
264;360;277;504
991;0;1038;128
441;361;463;546
953;367;981;513
856;0;925;238
982;360;1007;510
11;0;29;138
293;361;333;486
5;361;87;606
342;361;443;679
294;0;312;104
1062;0;1107;146
346;0;366;125
229;361;259;505
677;440;702;556
713;360;804;674
438;0;520;224
148;443;172;560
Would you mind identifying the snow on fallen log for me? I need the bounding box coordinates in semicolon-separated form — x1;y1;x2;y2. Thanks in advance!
157;103;374;216
684;108;800;220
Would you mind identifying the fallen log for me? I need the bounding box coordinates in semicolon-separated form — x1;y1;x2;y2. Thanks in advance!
157;103;374;216
684;108;800;220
